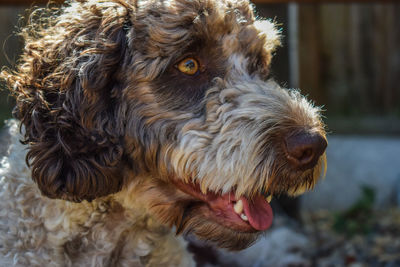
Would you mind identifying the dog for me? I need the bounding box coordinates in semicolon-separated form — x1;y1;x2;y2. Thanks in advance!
0;0;327;265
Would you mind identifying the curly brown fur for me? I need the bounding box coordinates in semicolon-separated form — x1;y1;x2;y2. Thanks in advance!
0;0;326;264
3;0;133;202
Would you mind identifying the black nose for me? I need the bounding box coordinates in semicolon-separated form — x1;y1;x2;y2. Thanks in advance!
284;131;327;170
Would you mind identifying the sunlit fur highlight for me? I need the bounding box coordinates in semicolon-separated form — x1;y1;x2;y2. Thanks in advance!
169;78;326;199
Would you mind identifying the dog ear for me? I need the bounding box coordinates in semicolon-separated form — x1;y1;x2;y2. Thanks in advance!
2;2;133;202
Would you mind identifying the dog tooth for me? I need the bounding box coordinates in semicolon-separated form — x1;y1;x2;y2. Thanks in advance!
266;195;272;203
233;199;243;214
240;213;248;221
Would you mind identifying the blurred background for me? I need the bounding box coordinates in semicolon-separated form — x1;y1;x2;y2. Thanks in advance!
0;0;399;266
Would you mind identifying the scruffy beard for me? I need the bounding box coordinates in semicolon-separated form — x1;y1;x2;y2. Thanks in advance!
177;205;260;250
266;154;327;196
126;149;326;251
120;177;255;250
122;138;326;252
148;193;260;250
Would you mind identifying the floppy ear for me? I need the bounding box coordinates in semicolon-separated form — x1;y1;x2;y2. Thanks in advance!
2;2;133;202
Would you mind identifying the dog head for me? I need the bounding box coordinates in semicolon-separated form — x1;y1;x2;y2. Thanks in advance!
2;0;327;250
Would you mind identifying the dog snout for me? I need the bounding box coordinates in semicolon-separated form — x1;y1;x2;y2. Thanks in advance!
284;131;327;171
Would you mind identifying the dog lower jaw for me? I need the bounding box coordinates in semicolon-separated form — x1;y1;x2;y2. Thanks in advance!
173;180;273;233
114;177;264;250
180;204;261;251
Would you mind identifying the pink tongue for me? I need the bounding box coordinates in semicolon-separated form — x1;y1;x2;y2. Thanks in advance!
240;196;273;231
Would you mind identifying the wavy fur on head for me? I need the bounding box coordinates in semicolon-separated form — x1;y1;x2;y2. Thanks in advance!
0;0;326;265
3;0;134;202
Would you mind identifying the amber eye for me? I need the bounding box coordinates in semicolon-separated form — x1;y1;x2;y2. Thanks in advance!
177;57;199;75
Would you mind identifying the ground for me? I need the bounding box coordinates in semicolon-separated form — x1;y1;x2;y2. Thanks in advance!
218;208;400;267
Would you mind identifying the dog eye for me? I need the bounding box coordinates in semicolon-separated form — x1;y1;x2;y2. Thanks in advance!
177;58;199;75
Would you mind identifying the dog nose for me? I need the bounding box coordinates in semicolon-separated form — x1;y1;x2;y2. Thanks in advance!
284;131;327;170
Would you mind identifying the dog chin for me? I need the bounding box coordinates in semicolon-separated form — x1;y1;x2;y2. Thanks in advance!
142;181;262;250
177;205;261;250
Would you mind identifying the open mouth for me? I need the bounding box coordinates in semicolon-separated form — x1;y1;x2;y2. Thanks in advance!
174;181;273;232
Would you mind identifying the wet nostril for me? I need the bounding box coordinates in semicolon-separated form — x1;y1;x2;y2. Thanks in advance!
285;131;327;170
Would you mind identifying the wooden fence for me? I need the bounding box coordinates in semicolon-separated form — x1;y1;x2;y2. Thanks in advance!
297;4;400;127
